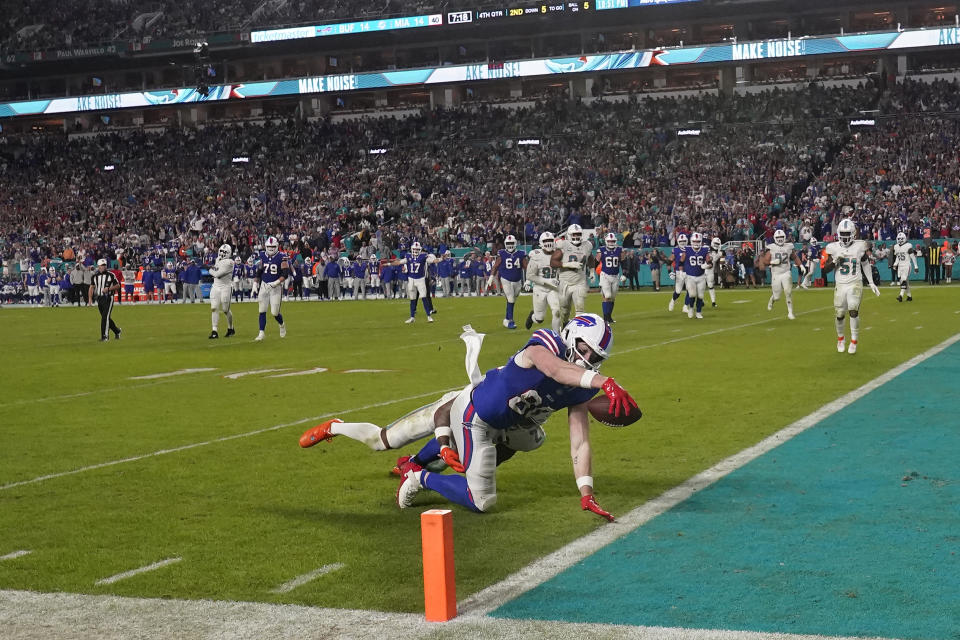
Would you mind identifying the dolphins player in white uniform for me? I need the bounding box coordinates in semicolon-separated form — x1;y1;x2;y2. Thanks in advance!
759;229;803;320
551;224;593;326
892;232;919;302
823;218;880;354
525;231;563;333
208;244;236;339
704;237;722;307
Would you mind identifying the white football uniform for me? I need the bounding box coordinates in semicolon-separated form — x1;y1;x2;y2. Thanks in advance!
526;249;562;333
704;250;721;289
209;258;234;312
555;239;591;318
766;242;795;300
826;240;870;315
892;242;917;282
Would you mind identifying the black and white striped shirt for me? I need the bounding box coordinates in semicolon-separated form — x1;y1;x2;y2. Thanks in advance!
91;270;119;297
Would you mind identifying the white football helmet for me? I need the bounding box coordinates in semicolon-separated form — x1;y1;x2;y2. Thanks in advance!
691;233;703;250
837;218;856;247
234;257;241;265
504;235;517;252
218;243;232;260
710;237;722;251
896;232;907;245
265;236;279;256
677;233;689;248
304;257;312;265
604;232;617;249
773;230;786;246
246;256;254;265
810;238;819;248
560;313;613;371
410;241;422;257
567;224;583;246
539;231;556;252
166;261;174;268
28;266;34;274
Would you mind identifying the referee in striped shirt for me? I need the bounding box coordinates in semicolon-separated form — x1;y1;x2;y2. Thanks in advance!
90;259;122;342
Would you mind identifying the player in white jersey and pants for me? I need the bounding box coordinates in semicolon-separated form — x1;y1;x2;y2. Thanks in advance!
759;229;803;320
823;218;880;354
525;231;563;333
704;237;722;307
551;224;593;326
892;232;919;302
208;244;236;339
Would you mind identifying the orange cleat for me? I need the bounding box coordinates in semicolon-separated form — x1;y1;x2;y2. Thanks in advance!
391;454;421;477
299;419;343;448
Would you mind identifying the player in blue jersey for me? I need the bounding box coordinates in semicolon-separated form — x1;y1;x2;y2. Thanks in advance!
232;257;245;302
351;257;368;300
162;261;178;302
682;232;710;319
24;267;39;305
668;234;692;313
491;235;528;329
300;314;637;520
456;255;473;296
254;236;289;341
389;241;436;323
244;257;257;299
596;232;623;323
436;250;455;297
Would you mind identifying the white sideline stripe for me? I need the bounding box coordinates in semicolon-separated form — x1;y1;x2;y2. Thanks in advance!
95;557;182;586
0;589;903;640
223;368;291;379
270;563;345;594
458;331;960;617
0;550;31;561
128;368;217;380
267;367;328;378
0;388;460;492
618;306;830;356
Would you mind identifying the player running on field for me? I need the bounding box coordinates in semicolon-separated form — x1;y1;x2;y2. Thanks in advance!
525;231;563;333
822;218;880;354
551;224;593;327
758;229;803;320
208;244;236;339
491;235;528;329
892;232;919;302
596;232;622;324
254;236;289;341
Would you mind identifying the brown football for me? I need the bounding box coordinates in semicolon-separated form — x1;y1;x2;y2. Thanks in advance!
587;395;642;428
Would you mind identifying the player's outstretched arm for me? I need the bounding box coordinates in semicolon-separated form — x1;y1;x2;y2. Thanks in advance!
568;404;614;522
522;345;606;389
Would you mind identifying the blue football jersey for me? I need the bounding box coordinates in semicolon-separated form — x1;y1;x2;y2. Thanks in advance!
258;251;287;284
233;264;243;279
25;274;38;286
672;246;687;269
404;253;428;279
684;247;710;277
598;247;622;276
458;261;473;278
470;330;598;430
497;249;526;282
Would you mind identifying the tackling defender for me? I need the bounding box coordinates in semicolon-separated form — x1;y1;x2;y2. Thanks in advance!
525;231;563;333
759;229;803;320
491;235;528;329
596;232;622;323
822;218;880;354
892;232;919;302
208;244;236;339
551;224;593;326
300;314;637;520
254;236;289;342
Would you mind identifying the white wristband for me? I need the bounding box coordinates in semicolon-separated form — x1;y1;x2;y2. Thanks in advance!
579;370;598;389
576;475;594;490
434;426;453;440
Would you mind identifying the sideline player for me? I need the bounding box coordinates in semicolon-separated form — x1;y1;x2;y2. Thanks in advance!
892;232;919;302
300;314;637;520
551;224;593;326
208;244;236;339
24;266;39;305
162;260;178;302
254;236;289;341
822;218;880;354
525;232;563;333
596;232;622;323
668;234;690;313
492;235;527;329
704;237;722;307
758;229;803;320
390;241;436;323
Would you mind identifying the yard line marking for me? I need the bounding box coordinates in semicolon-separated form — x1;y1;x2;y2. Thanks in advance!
0;387;460;492
128;368;217;380
618;306;830;356
267;367;328;378
731;299;752;304
0;589;904;640
458;331;960;617
270;563;345;594
223;368;291;380
0;550;31;561
95;558;182;586
0;379;180;408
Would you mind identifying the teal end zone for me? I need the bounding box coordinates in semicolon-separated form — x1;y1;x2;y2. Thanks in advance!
492;344;960;639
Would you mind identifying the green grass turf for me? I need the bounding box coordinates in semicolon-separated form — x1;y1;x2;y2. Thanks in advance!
0;286;957;612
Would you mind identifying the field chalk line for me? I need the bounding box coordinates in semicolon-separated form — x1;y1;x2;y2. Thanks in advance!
95;558;182;586
270;563;345;594
0;550;31;561
457;331;960;617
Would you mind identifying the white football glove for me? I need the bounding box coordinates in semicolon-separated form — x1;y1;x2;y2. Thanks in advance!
486;275;495;287
668;271;676;281
870;284;880;297
548;278;560;290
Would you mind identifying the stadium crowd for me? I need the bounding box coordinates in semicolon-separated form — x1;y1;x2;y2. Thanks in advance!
2;79;960;303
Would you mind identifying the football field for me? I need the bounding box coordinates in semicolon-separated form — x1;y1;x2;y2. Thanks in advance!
0;285;957;639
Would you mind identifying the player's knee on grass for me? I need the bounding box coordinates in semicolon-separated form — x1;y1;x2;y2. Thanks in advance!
849;310;859;318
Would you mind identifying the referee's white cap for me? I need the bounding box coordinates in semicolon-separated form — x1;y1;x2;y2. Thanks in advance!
97;258;107;266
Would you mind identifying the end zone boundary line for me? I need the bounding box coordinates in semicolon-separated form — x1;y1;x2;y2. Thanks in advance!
457;331;960;617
